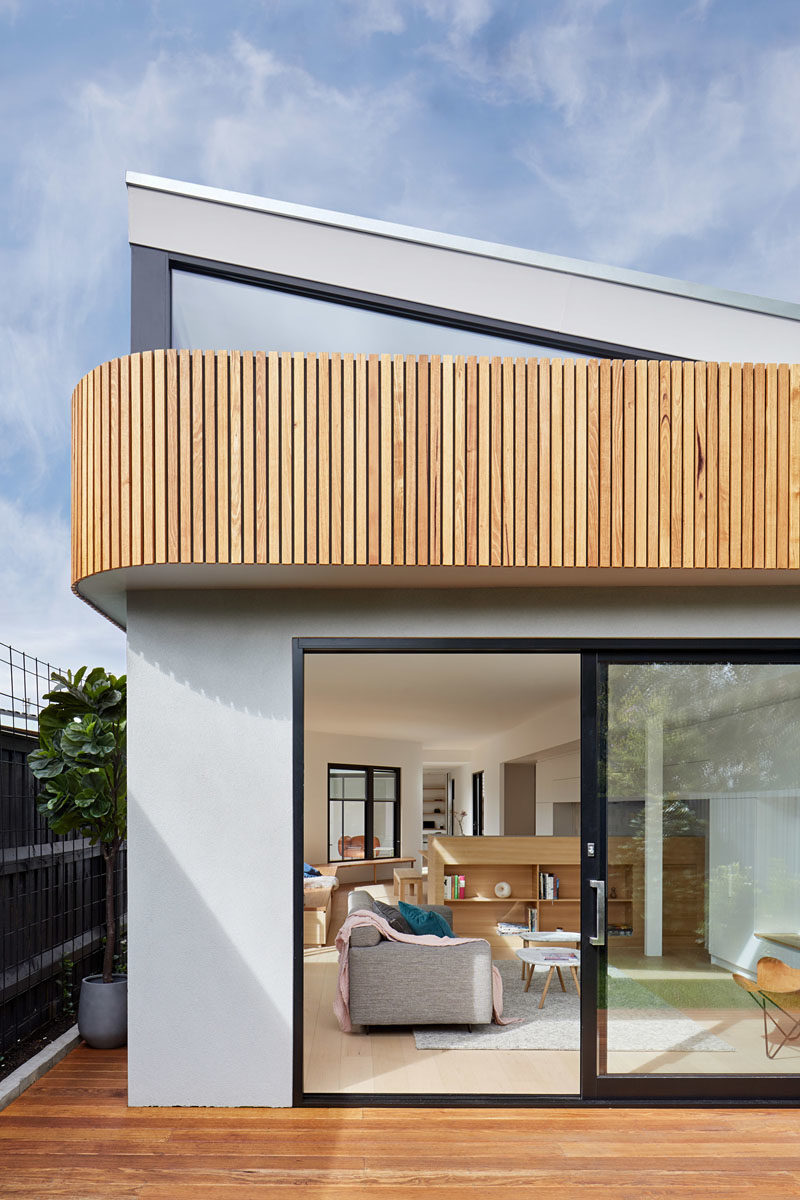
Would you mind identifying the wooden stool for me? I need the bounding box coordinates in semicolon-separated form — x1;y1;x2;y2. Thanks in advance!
394;867;423;902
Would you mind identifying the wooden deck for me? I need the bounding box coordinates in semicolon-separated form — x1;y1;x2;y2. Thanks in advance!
3;1046;800;1197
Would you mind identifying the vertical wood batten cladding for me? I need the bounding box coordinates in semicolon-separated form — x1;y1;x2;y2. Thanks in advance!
71;352;800;585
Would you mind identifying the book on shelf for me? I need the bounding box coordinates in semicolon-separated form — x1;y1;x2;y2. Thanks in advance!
527;905;538;933
497;921;529;935
537;872;560;900
443;874;466;900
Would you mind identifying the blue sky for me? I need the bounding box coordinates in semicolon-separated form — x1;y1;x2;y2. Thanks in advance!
2;0;800;674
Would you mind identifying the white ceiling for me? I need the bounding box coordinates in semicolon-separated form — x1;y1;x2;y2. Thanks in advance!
304;653;580;749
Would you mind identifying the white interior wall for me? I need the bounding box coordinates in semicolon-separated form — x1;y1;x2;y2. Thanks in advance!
458;698;579;834
304;729;423;867
536;749;581;836
126;585;800;1107
449;763;473;835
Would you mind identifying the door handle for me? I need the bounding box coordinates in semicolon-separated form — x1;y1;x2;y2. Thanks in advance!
589;879;606;946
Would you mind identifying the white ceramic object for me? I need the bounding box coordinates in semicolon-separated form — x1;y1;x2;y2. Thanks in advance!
494;880;512;898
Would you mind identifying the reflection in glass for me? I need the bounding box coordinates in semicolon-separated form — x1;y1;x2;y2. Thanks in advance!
602;662;800;1077
373;771;397;801
172;269;564;359
372;803;396;857
327;802;342;863
330;767;366;801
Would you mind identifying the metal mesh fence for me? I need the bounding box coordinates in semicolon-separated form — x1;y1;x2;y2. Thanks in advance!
0;644;126;1058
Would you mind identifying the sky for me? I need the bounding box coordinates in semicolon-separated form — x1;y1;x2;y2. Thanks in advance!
2;0;800;677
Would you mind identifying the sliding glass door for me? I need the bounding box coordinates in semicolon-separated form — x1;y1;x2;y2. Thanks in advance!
588;655;800;1101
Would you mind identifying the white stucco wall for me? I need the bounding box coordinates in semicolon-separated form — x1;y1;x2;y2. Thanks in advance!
126;584;800;1106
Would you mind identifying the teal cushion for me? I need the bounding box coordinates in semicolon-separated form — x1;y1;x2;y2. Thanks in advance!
398;901;455;938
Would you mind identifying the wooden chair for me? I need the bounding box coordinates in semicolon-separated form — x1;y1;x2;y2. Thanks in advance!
733;956;800;1059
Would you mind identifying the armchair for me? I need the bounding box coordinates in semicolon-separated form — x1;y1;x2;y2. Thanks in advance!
338;835;379;859
733;956;800;1059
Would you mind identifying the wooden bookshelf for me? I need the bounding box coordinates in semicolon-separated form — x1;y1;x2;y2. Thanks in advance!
428;836;706;956
428;837;580;955
422;771;448;848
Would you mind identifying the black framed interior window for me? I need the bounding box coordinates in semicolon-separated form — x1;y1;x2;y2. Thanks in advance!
472;770;485;836
327;764;400;862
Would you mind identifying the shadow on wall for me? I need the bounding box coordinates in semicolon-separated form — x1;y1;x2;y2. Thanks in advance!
127;798;295;1107
125;589;295;722
126;594;297;1106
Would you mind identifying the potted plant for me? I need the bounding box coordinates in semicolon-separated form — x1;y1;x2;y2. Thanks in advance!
28;667;127;1048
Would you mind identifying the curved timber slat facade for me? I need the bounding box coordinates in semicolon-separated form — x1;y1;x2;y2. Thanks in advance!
71;350;800;588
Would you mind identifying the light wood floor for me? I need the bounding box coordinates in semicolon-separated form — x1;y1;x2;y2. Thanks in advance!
305;882;800;1094
305;879;579;1095
4;1047;800;1199
607;945;800;1076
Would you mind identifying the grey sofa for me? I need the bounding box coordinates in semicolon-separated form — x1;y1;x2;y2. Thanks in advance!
346;889;493;1027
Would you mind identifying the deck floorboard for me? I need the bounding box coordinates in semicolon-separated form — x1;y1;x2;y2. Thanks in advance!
2;1046;800;1197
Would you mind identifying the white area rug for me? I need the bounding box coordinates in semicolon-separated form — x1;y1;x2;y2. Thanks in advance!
413;961;734;1052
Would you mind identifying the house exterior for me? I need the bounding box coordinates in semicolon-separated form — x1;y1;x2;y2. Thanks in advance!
70;173;800;1107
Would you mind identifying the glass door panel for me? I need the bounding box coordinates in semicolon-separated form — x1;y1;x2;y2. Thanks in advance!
596;659;800;1093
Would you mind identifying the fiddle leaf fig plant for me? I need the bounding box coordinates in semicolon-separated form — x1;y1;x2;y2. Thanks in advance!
28;667;126;983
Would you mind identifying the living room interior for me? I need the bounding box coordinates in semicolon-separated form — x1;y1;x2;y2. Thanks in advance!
302;652;800;1097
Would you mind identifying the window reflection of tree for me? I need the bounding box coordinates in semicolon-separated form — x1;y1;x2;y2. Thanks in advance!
606;663;800;956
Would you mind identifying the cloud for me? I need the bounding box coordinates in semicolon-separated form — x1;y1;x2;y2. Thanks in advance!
512;19;800;283
198;34;419;198
0;28;422;493
407;0;800;293
342;0;406;36
2;1;800;666
0;24;426;662
0;496;124;672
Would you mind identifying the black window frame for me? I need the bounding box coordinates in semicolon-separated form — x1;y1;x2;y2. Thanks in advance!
326;762;401;863
471;770;485;836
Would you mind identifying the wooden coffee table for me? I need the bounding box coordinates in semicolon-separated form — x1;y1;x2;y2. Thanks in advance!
516;948;581;1008
499;927;580;980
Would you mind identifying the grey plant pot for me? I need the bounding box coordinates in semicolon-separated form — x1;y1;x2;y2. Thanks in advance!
78;974;128;1049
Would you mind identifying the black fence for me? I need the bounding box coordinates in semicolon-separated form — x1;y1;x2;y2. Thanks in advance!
0;645;126;1057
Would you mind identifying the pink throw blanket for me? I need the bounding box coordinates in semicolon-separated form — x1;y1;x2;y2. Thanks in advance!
334;909;513;1032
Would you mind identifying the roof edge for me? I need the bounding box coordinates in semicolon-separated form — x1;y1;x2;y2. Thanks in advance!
126;171;800;323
